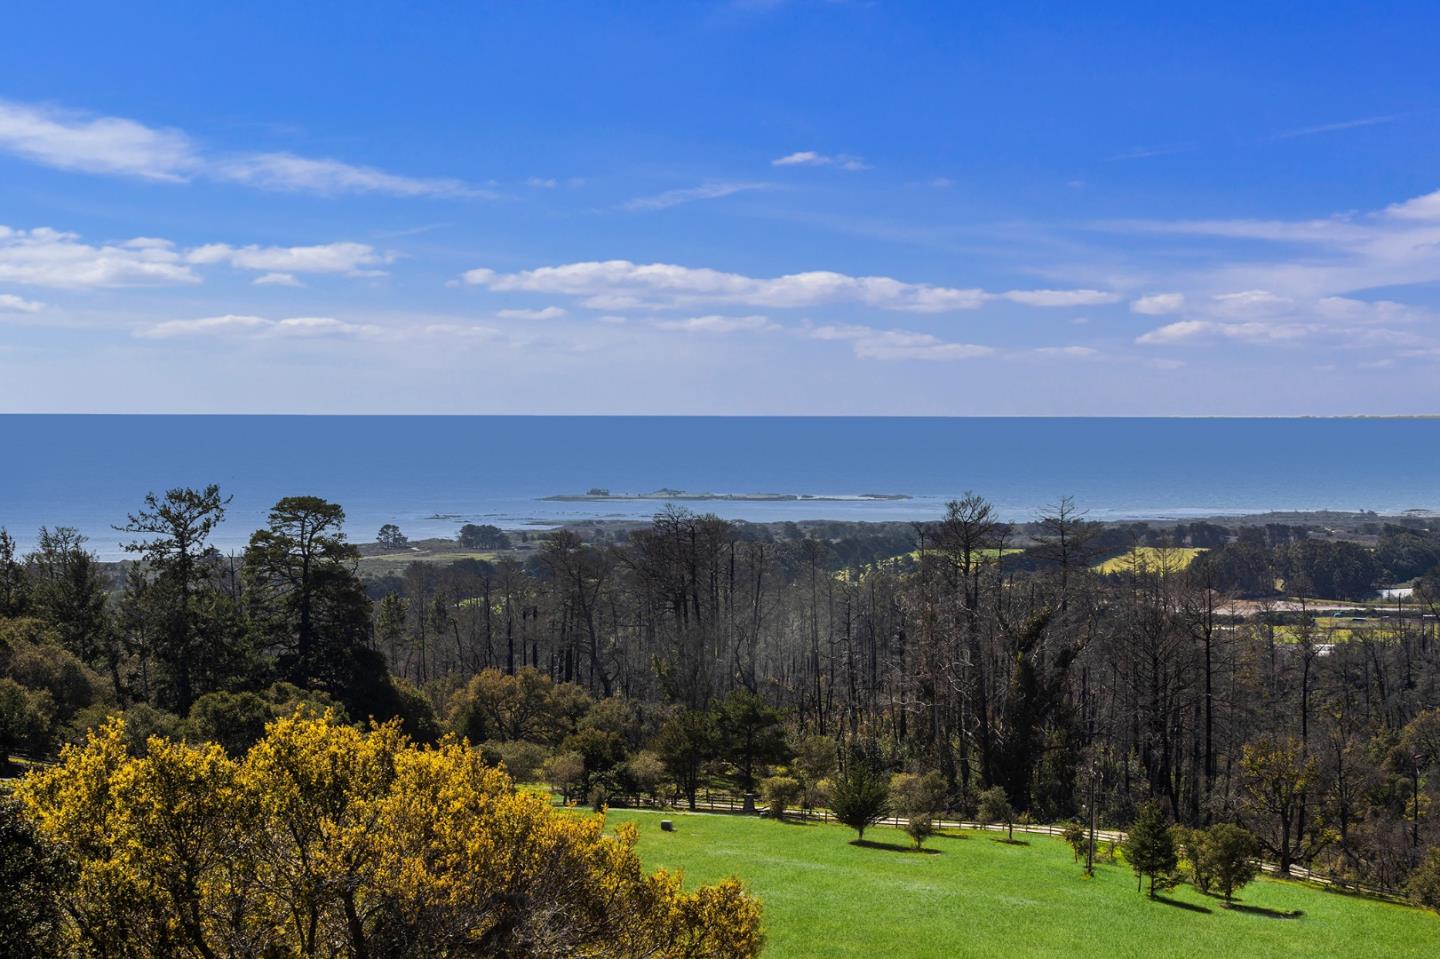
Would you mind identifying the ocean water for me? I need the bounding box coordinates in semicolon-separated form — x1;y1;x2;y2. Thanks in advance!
1;416;1437;559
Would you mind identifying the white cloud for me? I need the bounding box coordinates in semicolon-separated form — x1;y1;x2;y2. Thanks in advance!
655;314;776;333
212;153;484;198
135;314;502;343
806;323;992;361
496;306;567;321
136;314;275;339
1133;290;1436;349
772;150;870;171
1311;296;1430;325
1210;289;1295;317
187;241;394;276
0;292;44;313
269;316;385;338
1034;346;1099;358
1130;292;1185;315
138;314;387;340
0;99;484;198
0;100;195;180
1104;185;1440;300
0;225;198;288
525;177;558;188
0;225;412;290
417;323;501;340
461;259;1115;314
134;314;397;341
1384;189;1440;221
622;181;769;212
1001;289;1121;307
1136;320;1318;345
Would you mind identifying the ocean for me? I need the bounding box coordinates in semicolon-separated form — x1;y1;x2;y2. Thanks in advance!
1;416;1436;558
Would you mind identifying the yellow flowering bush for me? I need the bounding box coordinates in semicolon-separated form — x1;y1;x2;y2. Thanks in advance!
17;709;762;958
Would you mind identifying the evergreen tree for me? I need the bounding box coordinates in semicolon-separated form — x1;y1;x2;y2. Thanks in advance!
714;691;788;791
655;709;716;811
117;486;246;712
831;758;889;841
25;528;111;680
0;528;30;618
1125;801;1178;897
1200;823;1261;903
243;497;380;714
977;785;1016;840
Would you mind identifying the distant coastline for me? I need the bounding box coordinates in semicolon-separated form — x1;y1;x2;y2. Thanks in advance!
541;488;912;503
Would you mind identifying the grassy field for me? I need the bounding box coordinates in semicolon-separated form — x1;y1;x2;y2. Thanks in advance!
602;809;1437;959
1093;546;1205;575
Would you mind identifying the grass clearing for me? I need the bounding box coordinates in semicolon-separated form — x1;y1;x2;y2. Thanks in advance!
1093;547;1205;575
600;809;1437;959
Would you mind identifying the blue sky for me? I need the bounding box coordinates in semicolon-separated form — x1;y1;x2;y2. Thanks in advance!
2;1;1439;414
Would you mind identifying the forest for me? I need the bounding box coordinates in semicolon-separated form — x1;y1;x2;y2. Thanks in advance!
3;487;1440;925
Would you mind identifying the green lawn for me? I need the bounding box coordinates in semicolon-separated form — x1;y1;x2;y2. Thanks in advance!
601;810;1438;959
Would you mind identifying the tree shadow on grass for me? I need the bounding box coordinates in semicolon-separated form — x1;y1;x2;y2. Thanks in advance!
990;837;1030;846
1225;903;1304;920
851;839;942;855
934;832;971;840
1152;896;1213;914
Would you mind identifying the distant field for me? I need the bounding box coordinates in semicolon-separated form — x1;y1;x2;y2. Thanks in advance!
601;809;1437;959
1093;546;1206;575
1269;615;1383;644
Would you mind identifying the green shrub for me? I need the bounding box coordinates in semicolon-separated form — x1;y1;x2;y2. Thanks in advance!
760;775;804;820
890;771;947;849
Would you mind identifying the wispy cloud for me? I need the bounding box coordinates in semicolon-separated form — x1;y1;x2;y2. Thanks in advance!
1273;115;1397;140
1001;289;1121;307
0;292;45;313
1105;185;1440;302
1130;293;1186;315
805;323;993;361
772;150;870;171
461;259;1117;313
253;272;303;287
187;241;395;276
0;99;487;198
496;306;567;321
1106;143;1195;161
655;314;777;333
622;181;770;212
1033;345;1099;358
134;313;503;343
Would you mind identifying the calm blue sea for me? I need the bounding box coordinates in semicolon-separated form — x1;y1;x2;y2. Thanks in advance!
1;416;1436;559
